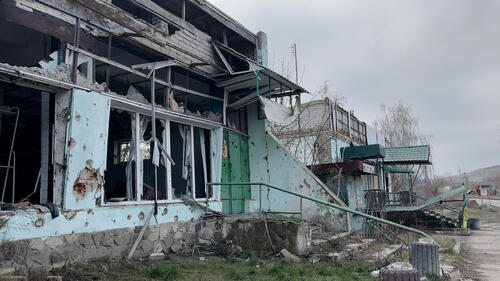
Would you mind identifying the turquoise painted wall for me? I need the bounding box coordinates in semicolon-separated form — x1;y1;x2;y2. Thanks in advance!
0;90;222;242
246;102;349;232
63;90;110;210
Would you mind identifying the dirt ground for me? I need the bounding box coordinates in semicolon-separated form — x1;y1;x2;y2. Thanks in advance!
464;199;500;281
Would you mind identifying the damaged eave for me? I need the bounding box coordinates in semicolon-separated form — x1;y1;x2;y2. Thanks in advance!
102;92;222;130
187;0;257;44
213;42;308;94
71;0;227;73
7;0;227;75
0;64;89;93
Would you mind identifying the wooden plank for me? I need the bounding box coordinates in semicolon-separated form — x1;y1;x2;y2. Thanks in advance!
186;0;257;44
212;42;234;74
127;209;154;259
74;0;227;73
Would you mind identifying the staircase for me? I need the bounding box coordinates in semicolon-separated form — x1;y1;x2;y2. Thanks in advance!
306;226;404;267
420;209;459;229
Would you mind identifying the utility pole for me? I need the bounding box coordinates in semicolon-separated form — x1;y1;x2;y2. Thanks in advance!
292;43;298;84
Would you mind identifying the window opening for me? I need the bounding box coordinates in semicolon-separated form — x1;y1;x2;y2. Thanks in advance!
194;127;211;199
142;116;168;200
105;108;136;202
227;107;247;134
170;121;192;199
0;83;54;207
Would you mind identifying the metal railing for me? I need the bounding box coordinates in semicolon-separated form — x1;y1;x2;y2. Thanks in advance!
206;182;433;242
412;193;460;214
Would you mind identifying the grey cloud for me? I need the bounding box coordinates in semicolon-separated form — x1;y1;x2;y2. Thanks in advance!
210;0;500;174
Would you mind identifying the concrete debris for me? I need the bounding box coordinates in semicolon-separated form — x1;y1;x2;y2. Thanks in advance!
384;262;415;271
0;63;71;82
280;249;301;263
440;264;461;281
0;63;106;92
379;262;420;281
308;255;320;264
126;85;148;104
149;252;165;260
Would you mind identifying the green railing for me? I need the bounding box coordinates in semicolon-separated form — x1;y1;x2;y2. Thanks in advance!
412;193;460;214
206;182;433;242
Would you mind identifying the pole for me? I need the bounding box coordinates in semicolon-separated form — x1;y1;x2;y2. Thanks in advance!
72;18;81;84
259;184;262;219
105;35;112;91
293;43;298;84
151;70;158;216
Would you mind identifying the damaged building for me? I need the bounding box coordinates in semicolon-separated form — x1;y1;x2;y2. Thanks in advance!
0;0;359;268
276;98;468;233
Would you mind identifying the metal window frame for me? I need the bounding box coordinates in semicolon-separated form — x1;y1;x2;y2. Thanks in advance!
104;103;215;206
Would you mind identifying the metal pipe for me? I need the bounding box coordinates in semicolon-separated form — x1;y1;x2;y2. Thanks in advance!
105;35;112;91
255;70;260;97
1;107;19;204
20;169;42;203
205;182;209;213
72;18;81;84
366;220;396;244
299;197;303;220
258;184;262;219
151;70;158;216
11;151;15;204
207;182;434;242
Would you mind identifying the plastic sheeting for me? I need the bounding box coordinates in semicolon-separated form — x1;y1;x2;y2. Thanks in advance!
126;114;150;201
199;129;207;196
259;96;299;126
178;124;192;195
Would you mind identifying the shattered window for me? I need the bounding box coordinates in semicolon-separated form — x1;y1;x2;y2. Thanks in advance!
119;141;131;163
118;141;151;163
105;106;213;204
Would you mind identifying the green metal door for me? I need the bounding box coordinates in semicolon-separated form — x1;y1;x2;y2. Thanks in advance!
221;130;250;214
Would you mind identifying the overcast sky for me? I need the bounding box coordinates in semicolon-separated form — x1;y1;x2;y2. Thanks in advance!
210;0;500;176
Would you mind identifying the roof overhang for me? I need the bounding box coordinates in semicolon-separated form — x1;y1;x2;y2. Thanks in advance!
212;42;307;109
384;165;413;174
383;145;432;165
310;160;377;176
341;144;385;160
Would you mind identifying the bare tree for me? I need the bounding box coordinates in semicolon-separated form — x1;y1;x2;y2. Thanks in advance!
373;101;433;191
273;80;346;197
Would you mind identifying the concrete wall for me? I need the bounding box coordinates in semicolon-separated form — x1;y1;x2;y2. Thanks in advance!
246;102;348;232
0;217;311;269
64;89;110;210
344;175;367;232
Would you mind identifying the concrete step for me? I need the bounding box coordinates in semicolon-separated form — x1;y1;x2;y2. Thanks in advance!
366;244;404;267
325;239;376;262
308;232;350;253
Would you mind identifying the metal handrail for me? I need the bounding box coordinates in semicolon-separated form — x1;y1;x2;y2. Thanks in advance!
412;193;460;214
206;182;433;242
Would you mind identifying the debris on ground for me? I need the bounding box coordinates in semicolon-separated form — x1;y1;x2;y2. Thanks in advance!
280;249;301;263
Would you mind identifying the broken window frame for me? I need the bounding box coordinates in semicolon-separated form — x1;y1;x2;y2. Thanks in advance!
104;103;214;206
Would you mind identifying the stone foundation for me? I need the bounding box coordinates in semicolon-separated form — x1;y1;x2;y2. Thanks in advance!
0;217;311;270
